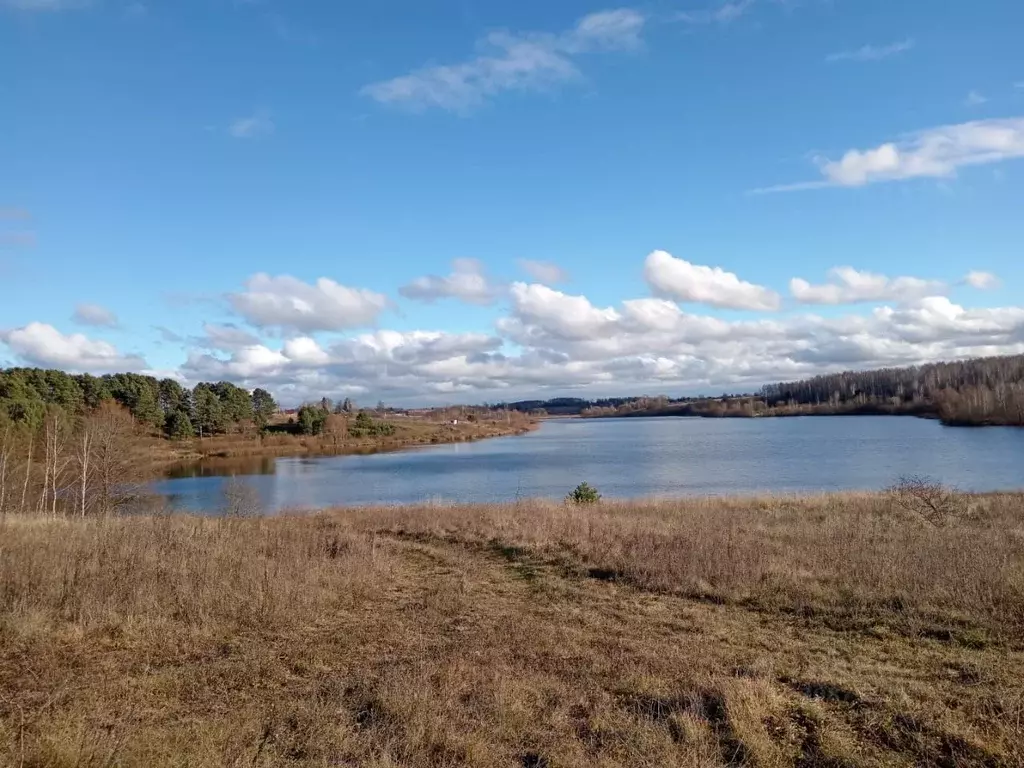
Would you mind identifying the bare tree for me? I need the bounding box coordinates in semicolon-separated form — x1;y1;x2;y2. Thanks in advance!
20;434;33;514
887;475;970;527
41;407;73;517
0;420;12;515
77;416;93;517
87;402;142;515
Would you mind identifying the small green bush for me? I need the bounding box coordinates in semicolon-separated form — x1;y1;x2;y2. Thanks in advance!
348;412;396;438
566;482;601;505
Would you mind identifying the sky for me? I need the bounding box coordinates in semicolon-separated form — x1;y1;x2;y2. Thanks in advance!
2;0;1024;406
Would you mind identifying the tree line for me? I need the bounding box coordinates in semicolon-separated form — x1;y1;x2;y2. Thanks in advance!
0;368;282;516
579;354;1024;427
0;368;278;439
760;355;1024;426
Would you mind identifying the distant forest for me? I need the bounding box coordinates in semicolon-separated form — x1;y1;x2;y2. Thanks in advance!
504;354;1024;427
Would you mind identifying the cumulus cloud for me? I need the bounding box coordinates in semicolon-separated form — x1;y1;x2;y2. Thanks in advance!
72;303;119;328
964;270;1000;290
517;259;568;284
228;273;389;333
399;259;499;305
228;111;275;139
643;250;781;310
790;267;946;305
505;282;621;341
0;323;145;372
826;39;914;63
755;117;1024;192
165;278;1024;405
361;9;645;112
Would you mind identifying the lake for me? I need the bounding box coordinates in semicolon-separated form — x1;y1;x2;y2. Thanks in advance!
152;416;1024;513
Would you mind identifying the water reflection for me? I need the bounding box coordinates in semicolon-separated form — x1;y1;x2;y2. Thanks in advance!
165;456;279;479
152;416;1024;513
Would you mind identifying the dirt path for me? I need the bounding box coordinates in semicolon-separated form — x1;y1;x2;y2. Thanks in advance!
2;528;1022;767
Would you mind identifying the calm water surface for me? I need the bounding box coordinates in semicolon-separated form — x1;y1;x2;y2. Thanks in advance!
153;417;1024;512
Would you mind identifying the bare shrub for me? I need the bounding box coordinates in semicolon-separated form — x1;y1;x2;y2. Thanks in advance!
221;477;263;518
886;475;971;527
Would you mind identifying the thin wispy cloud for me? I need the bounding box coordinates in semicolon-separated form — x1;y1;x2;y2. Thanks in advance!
361;9;645;113
1;0;88;10
72;303;120;329
0;207;35;249
0;231;37;248
266;13;318;46
965;90;988;107
963;270;1000;290
752;117;1024;193
826;38;914;63
228;111;275;139
518;259;569;285
674;0;756;26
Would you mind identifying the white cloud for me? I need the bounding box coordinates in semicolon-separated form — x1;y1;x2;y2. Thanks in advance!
561;8;645;52
228;111;275;139
13;254;1024;406
360;9;645;112
964;270;1000;290
399;259;498;305
675;0;755;25
170;281;1024;406
504;282;621;341
72;303;119;328
826;39;914;63
517;259;569;285
790;267;946;305
643;250;781;310
756;117;1024;192
965;90;988;107
228;273;389;333
0;323;145;373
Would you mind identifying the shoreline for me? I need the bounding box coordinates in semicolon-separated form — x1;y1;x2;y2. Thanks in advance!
154;418;540;477
580;406;1024;428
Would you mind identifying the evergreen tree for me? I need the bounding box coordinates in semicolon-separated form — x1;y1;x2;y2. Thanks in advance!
252;388;278;428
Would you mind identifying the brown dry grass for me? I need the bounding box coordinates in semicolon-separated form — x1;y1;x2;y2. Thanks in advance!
1;493;1023;766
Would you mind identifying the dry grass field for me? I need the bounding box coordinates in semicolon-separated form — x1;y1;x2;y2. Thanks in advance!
1;492;1022;766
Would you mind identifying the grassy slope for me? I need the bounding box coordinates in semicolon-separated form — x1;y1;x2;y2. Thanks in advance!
1;494;1022;766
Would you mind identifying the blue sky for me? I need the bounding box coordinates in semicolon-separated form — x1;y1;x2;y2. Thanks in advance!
2;0;1024;404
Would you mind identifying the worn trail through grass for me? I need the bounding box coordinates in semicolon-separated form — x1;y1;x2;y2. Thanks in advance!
1;496;1023;766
